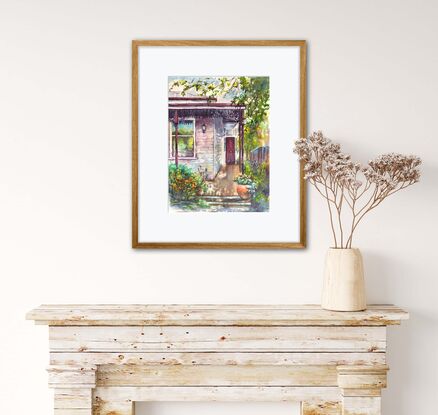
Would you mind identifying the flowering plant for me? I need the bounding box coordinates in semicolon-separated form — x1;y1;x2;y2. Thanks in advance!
168;164;207;201
234;174;256;187
294;131;421;248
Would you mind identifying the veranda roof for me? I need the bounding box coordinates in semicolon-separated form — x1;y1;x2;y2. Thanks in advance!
168;97;244;121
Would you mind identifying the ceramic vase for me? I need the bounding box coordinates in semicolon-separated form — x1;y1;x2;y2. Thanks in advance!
236;184;251;200
322;248;366;311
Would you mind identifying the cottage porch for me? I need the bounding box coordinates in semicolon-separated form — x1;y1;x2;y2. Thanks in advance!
168;97;245;178
206;165;240;196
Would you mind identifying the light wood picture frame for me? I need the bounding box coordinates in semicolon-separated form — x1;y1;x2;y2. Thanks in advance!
132;40;307;249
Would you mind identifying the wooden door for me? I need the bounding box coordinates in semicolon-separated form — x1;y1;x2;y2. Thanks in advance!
226;137;235;164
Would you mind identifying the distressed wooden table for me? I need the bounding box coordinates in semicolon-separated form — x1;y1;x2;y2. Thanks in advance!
27;305;408;415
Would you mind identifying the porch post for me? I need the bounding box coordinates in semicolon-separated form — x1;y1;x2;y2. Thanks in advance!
174;110;179;166
239;108;244;172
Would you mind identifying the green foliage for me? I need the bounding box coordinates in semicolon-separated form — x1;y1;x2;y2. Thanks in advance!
233;174;255;186
171;136;194;157
232;77;270;157
243;160;270;211
171;121;194;136
170;120;195;157
170;199;210;211
252;192;269;212
234;174;256;198
168;163;207;201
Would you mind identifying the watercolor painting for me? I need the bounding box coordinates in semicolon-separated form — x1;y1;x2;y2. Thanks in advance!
168;76;270;213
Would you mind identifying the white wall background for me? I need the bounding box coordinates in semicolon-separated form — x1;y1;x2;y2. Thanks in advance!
0;0;437;414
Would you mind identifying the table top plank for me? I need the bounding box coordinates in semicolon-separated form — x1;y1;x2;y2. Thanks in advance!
26;304;408;326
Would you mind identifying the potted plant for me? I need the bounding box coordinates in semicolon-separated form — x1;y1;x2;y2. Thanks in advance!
294;131;421;311
234;174;256;200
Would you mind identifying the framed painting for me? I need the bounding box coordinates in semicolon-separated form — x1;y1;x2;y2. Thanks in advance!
132;40;307;249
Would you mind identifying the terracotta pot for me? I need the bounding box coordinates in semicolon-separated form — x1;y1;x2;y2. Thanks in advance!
236;184;251;200
322;248;366;311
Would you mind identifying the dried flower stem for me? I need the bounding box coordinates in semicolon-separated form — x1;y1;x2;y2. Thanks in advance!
323;179;338;247
294;131;421;248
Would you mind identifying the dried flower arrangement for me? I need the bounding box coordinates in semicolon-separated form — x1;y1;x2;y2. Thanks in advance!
294;131;421;248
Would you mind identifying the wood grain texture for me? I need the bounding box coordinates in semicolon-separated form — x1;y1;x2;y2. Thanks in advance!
301;401;341;415
132;40;307;47
93;398;134;415
27;304;409;326
299;41;307;247
342;396;381;415
95;364;337;387
337;365;388;394
54;388;92;409
131;40;307;249
26;304;407;415
131;40;139;250
48;326;386;353
93;386;341;403
322;249;366;312
50;352;386;367
48;365;96;389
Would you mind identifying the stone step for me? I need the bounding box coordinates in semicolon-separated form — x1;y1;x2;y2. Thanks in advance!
200;196;242;203
196;195;253;212
207;201;251;207
208;206;252;212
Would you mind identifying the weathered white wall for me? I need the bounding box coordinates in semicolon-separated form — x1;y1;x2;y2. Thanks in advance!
0;1;437;414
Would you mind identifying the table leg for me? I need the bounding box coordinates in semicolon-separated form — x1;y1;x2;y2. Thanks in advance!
301;400;341;414
341;396;381;415
54;388;93;415
48;365;96;415
93;398;135;415
337;365;388;415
